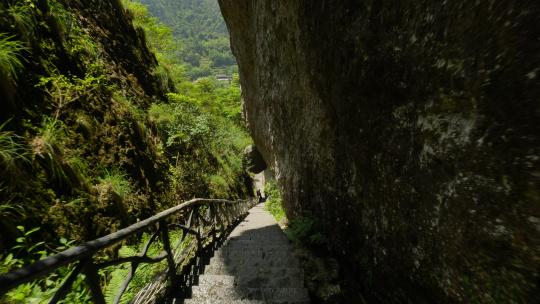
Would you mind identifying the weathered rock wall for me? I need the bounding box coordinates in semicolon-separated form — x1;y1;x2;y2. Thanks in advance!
219;1;540;302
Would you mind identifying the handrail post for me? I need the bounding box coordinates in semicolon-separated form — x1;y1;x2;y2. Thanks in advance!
48;262;84;304
82;258;105;304
160;220;178;293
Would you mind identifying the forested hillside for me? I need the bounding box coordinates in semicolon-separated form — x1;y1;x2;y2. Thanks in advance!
137;0;236;80
0;0;250;301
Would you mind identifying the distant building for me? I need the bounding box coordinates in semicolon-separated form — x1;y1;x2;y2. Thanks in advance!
216;74;233;83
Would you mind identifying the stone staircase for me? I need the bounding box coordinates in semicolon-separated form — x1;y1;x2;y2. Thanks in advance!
182;204;310;304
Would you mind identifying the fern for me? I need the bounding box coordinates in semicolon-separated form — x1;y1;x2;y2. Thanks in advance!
104;235;170;304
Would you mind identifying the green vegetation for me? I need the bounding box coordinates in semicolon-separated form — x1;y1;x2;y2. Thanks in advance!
264;180;286;222
104;230;181;304
0;120;28;171
98;169;132;198
264;179;325;247
285;216;325;247
0;0;251;302
137;0;236;79
0;33;25;80
1;226;91;304
123;0;251;200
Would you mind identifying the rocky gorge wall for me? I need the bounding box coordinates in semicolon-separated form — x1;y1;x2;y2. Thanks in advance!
219;1;540;302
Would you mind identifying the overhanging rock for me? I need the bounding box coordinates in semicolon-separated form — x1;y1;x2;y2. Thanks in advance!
243;145;267;174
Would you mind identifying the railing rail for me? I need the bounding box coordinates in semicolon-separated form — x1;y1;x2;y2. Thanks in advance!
0;197;256;303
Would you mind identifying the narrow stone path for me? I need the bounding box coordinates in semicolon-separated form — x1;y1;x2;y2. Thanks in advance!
184;203;310;304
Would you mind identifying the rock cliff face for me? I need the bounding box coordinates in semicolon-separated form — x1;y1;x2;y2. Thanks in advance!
219;1;540;302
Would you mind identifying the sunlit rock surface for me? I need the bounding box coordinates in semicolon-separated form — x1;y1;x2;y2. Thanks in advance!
219;1;540;302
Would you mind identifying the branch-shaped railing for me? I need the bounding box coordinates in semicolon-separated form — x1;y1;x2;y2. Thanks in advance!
0;198;256;303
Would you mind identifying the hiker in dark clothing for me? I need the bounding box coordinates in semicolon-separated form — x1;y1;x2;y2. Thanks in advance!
256;189;266;203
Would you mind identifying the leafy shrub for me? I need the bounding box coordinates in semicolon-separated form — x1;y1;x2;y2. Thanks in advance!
285;216;326;247
264;180;286;222
0;227;91;304
37;74;106;119
208;174;229;198
149;91;251;201
152;95;213;150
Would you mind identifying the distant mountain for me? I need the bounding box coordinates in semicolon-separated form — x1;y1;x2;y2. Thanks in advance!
138;0;237;79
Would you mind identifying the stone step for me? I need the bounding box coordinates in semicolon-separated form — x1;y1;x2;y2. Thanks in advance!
215;250;293;260
212;249;298;263
216;244;292;251
199;266;305;287
220;246;292;253
204;262;299;275
206;255;299;270
188;285;310;303
219;244;293;253
227;233;288;240
224;239;289;245
184;300;264;304
178;204;310;304
196;274;304;289
225;239;291;245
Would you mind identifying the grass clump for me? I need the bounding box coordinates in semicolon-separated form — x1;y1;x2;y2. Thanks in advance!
0;33;25;80
31;117;64;158
99;169;132;198
0;120;28;171
7;2;37;39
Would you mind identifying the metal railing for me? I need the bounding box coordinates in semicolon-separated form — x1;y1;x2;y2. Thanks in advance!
0;197;256;303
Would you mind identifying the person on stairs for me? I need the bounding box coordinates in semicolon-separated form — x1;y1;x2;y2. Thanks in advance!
256;189;267;204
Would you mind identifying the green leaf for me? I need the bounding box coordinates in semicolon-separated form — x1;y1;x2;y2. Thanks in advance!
25;227;40;236
28;241;45;253
3;253;13;264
